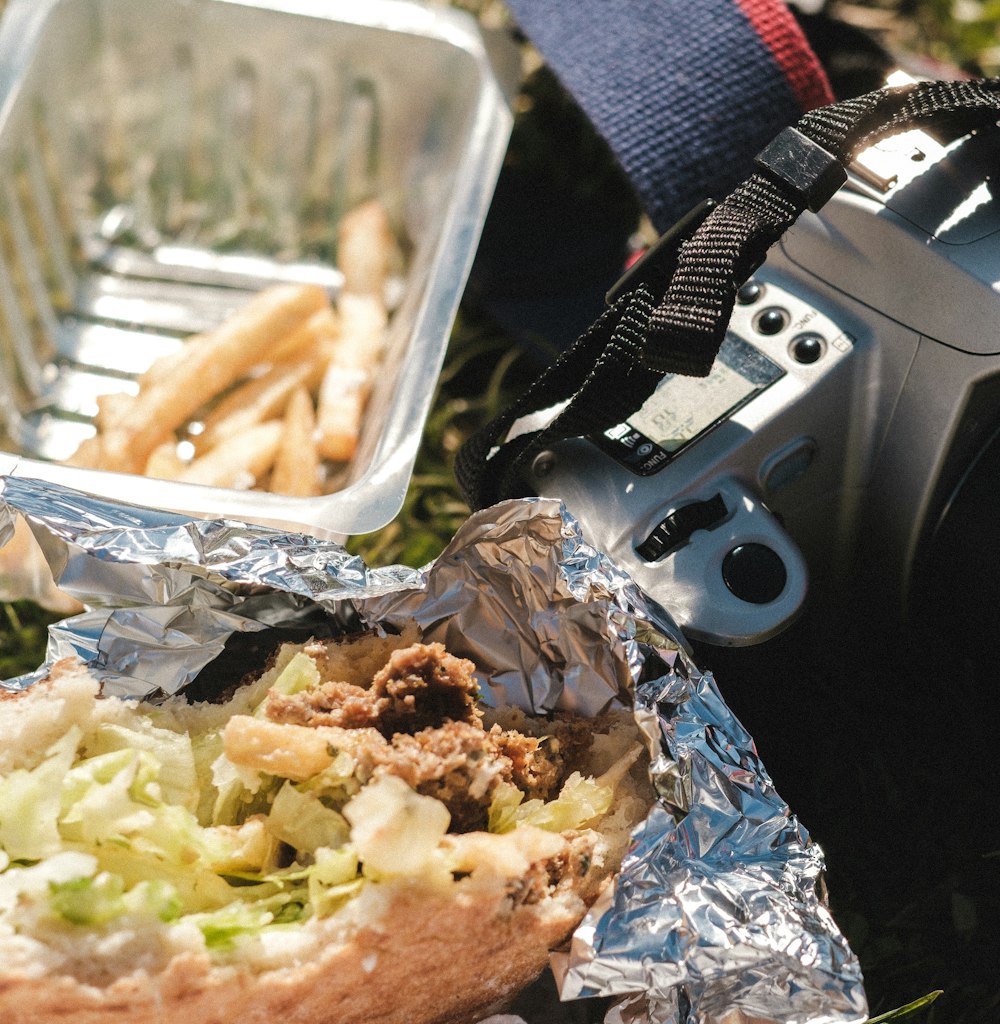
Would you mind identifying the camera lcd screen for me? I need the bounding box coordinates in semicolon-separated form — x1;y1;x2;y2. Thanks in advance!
594;332;784;475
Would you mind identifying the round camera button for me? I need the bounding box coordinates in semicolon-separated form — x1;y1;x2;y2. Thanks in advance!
754;307;788;335
736;280;763;305
790;332;825;364
721;543;787;604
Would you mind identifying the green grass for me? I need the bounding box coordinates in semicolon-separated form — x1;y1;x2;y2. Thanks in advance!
344;307;541;567
0;600;61;679
868;992;944;1023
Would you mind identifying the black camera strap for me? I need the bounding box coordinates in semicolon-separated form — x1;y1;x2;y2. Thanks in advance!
455;75;1000;511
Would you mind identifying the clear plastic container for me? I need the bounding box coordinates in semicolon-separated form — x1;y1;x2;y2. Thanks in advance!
0;0;513;537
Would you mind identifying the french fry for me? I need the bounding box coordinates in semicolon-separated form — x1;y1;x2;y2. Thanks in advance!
195;354;327;454
64;390;140;468
270;386;320;497
270;306;340;365
65;199;398;502
99;283;328;473
315;292;387;462
314;366;371;463
65;434;104;468
138;306;337;402
177;420;283;489
136;296;323;393
337;199;396;297
312;200;393;462
136;343;190;391
94;390;137;433
328;292;387;367
223;716;337;781
144;439;188;481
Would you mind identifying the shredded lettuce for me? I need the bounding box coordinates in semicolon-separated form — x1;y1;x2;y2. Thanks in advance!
209;750;266;827
194;904;275;951
252;652;320;717
86;721;198;811
298;748;361;806
57;743;273;911
60;749;159;843
192;889;313;950
48;872;126;925
191;730;231;824
0;727;81;860
488;772;613;834
85;837;239;911
308;845;362;916
0;852;98;915
48;870;184;927
126;879;184;921
202;817;277;875
265;781;350;854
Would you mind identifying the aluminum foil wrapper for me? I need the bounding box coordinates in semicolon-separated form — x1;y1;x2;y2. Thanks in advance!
0;476;867;1024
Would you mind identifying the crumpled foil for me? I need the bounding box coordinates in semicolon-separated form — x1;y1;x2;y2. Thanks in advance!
0;475;867;1024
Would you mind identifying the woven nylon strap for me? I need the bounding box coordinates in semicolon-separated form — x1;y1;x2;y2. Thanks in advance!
455;76;1000;510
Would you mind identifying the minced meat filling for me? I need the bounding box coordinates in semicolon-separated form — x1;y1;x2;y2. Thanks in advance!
506;834;596;907
266;642;482;736
263;641;589;832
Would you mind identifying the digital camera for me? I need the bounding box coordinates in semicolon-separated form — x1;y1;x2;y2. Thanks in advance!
528;115;1000;646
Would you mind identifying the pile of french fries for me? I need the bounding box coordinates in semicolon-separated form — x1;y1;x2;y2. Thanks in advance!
68;200;397;498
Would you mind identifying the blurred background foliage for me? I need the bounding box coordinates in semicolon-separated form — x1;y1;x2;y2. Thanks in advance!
1;0;998;1021
832;0;1000;75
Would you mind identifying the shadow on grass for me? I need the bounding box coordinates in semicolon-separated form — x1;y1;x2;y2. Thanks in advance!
693;588;1000;1024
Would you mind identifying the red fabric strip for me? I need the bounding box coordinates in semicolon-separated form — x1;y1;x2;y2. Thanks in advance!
734;0;835;110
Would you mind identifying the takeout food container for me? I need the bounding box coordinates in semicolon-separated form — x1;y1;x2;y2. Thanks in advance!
0;0;513;536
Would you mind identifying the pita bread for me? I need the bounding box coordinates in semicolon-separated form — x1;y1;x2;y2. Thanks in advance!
0;638;652;1024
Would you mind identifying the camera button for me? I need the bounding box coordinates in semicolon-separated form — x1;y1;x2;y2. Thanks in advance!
754;307;788;335
722;543;787;603
761;438;816;493
790;332;825;363
736;280;764;305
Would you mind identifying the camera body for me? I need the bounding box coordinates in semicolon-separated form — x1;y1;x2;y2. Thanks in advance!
529;121;1000;646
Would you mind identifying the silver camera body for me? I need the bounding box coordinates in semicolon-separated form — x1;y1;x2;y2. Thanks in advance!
529;120;1000;646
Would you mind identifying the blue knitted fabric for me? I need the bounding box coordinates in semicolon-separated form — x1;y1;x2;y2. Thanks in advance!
503;0;832;232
